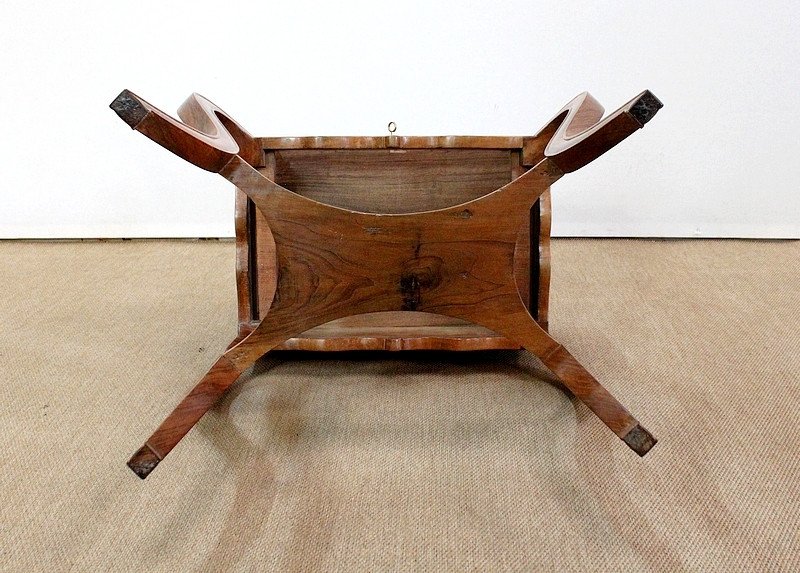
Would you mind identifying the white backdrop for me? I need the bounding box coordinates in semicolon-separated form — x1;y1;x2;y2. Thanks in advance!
1;1;798;238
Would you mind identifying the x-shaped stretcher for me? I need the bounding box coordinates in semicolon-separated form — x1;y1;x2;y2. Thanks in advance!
111;88;663;479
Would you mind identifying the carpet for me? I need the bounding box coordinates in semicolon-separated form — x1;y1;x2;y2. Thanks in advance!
1;239;797;571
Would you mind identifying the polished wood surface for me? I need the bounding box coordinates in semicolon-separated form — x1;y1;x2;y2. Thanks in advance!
257;135;524;150
242;139;543;351
271;149;512;213
535;189;552;329
111;88;662;478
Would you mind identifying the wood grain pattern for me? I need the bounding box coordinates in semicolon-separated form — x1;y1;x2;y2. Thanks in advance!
523;90;662;172
272;149;512;214
511;151;532;313
254;152;277;319
261;146;530;349
233;189;252;326
110;90;261;171
234;314;523;351
257;135;524;150
280;314;521;351
217;155;561;369
112;88;662;478
536;189;552;330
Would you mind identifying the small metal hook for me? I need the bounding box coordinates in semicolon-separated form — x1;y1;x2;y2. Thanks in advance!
387;121;398;148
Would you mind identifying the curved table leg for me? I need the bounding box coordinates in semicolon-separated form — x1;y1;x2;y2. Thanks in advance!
128;329;290;479
467;303;657;456
128;353;245;478
538;344;656;455
127;298;372;479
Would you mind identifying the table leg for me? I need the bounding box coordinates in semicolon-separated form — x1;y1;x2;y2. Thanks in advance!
127;329;289;479
463;303;657;455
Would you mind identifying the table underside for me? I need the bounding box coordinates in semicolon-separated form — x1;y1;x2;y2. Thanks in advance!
234;145;551;351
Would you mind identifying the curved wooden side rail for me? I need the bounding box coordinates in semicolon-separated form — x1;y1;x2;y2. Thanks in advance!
113;89;662;478
523;90;663;172
110;90;261;171
176;94;262;167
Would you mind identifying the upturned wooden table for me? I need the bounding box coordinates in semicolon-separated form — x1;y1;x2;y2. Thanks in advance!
111;88;663;479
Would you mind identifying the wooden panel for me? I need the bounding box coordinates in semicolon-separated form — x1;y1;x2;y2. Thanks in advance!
536;189;552;330
258;135;523;150
233;190;251;328
511;150;531;313
241;313;522;351
254;152;277;319
248;147;544;346
239;312;521;351
270;149;512;213
280;325;520;352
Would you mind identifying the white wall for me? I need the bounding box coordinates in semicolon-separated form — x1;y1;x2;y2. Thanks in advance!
1;1;798;238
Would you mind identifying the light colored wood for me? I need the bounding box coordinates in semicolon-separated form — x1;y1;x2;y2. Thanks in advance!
258;135;524;150
234;313;521;352
280;323;519;352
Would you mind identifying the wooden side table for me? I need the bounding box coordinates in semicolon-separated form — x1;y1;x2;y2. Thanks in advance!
111;88;663;479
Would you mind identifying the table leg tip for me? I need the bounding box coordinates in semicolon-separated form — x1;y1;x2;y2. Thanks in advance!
630;91;664;126
127;443;161;479
110;89;148;129
623;423;657;456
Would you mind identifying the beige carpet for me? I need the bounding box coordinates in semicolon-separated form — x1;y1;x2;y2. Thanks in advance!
1;239;798;572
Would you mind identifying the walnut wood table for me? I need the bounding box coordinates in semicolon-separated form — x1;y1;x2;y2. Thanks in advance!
111;88;663;479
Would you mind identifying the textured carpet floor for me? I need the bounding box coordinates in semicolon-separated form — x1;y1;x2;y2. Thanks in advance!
0;239;798;572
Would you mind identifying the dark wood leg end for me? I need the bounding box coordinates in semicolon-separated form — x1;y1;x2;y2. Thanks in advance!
110;89;149;129
622;423;657;456
127;443;162;479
